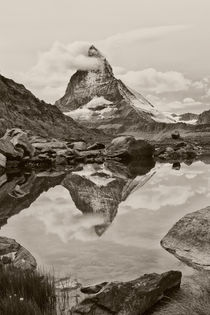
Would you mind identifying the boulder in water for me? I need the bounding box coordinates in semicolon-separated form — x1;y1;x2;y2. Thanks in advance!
106;135;154;161
161;207;210;270
72;271;182;315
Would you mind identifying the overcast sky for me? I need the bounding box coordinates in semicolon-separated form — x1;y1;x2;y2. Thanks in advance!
1;0;210;113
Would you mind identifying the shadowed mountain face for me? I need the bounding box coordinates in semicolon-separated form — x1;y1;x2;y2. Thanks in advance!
62;160;156;236
55;46;177;135
0;171;66;228
0;74;107;142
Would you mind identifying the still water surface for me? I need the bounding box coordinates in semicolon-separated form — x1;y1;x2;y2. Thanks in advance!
0;161;209;284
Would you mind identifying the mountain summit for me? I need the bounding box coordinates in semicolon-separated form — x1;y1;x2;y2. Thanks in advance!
55;45;175;134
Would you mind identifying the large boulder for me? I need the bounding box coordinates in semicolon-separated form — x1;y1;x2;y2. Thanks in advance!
0;236;36;270
106;135;154;161
3;128;35;157
161;207;210;270
0;138;22;159
71;271;182;315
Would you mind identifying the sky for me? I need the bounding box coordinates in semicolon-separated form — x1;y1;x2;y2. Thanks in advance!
0;0;210;113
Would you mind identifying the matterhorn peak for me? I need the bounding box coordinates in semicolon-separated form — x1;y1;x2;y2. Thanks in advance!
56;46;175;131
88;45;104;58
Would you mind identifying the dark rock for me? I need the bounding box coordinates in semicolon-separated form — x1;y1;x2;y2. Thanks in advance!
0;236;20;255
0;138;22;159
2;256;12;264
81;282;108;294
106;135;154;162
172;162;181;170
87;143;105;151
161;207;210;270
71;271;182;315
171;130;180;139
174;142;186;150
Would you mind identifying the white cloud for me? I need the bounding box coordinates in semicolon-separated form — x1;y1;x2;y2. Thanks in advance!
17;41;101;102
98;25;190;51
15;25;190;103
117;68;191;94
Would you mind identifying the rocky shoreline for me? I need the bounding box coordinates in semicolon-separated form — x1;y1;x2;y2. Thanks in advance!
1;127;209;176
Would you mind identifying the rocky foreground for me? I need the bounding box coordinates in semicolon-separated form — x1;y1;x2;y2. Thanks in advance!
71;271;182;315
0;127;208;177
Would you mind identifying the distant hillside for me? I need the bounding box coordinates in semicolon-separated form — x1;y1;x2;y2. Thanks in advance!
0;74;107;143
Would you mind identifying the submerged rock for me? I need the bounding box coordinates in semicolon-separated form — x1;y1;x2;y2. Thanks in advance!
106;135;154;161
72;271;182;315
161;207;210;270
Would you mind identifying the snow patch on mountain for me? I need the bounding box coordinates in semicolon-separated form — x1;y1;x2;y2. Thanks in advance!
73;164;115;186
126;86;176;123
64;96;115;120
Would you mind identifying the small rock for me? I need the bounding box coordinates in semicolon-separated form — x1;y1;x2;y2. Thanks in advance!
81;282;108;294
165;146;174;154
71;141;87;151
2;256;12;264
171;130;180;140
87;143;105;151
172;162;181;170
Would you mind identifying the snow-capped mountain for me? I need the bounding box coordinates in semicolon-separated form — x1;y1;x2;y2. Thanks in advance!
55;46;176;134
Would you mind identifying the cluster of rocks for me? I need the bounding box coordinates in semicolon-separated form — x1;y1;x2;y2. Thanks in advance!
154;131;200;162
0;130;155;173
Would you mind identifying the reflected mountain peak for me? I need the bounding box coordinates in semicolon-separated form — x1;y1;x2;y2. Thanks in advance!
63;160;156;236
0;158;156;238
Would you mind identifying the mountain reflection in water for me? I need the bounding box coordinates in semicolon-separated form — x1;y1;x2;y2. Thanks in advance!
0;159;210;283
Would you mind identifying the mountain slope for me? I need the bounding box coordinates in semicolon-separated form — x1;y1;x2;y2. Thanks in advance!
55;46;176;134
0;74;107;142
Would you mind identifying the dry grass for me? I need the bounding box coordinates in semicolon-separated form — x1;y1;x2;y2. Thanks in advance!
0;265;56;314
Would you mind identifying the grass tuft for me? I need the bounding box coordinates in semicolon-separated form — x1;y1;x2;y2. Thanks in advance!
0;265;56;314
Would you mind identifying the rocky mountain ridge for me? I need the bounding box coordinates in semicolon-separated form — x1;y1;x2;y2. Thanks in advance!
0;74;108;143
55;46;179;135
